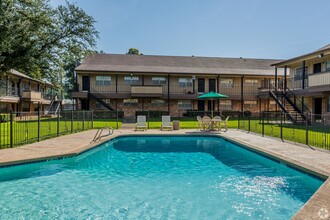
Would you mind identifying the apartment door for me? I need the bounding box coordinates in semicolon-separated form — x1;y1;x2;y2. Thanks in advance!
314;98;322;116
82;76;90;91
209;79;216;92
81;99;89;110
198;100;205;111
198;78;205;93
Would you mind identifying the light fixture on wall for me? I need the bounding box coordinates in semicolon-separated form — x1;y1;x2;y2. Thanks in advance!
318;53;324;58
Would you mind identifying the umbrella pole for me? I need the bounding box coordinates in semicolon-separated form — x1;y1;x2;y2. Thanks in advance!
211;100;213;118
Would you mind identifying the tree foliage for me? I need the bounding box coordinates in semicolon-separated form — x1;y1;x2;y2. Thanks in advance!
0;0;99;95
126;48;142;55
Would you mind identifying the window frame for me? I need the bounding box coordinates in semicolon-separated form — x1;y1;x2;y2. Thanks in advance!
178;78;193;87
124;76;140;85
178;100;192;109
95;76;111;86
152;77;167;85
219;78;234;88
123;98;139;106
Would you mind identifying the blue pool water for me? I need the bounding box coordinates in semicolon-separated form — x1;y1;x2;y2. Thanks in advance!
0;136;324;219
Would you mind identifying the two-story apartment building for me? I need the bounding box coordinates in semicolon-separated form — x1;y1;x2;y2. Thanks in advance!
272;44;330;118
73;54;283;117
0;69;54;113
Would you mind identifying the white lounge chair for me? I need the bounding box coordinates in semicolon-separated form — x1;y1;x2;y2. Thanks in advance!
135;115;147;131
161;115;172;131
220;116;229;131
197;116;203;130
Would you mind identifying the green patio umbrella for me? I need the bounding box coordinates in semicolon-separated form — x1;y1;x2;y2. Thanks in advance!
197;91;229;117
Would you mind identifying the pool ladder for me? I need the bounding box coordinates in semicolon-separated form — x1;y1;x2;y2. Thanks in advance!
92;127;114;142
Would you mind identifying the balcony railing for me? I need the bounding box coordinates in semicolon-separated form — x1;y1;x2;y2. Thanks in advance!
74;82;265;98
131;85;163;96
308;71;330;87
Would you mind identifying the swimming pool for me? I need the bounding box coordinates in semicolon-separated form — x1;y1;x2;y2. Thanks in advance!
0;135;324;219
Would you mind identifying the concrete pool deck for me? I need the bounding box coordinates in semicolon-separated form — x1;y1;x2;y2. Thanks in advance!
0;129;329;219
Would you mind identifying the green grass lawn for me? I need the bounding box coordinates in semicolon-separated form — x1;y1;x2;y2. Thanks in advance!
1;116;329;150
0;118;121;148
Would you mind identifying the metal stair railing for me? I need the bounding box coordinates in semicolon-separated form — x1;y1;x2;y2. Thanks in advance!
88;92;115;111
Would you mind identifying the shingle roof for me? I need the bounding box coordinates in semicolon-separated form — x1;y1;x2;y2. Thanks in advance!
9;69;53;86
273;43;330;67
76;54;283;76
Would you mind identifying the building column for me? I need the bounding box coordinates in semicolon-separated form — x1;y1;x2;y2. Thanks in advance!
302;61;306;112
217;75;220;112
167;74;170;113
115;74;118;93
284;65;287;93
275;68;278;89
241;75;244;112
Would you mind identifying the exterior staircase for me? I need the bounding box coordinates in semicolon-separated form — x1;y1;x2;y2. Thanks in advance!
88;92;115;111
269;84;311;124
45;100;61;115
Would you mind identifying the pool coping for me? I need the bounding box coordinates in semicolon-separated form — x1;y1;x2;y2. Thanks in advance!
0;129;329;219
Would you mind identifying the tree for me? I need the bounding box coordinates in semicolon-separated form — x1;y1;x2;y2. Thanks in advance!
0;0;99;93
126;48;142;55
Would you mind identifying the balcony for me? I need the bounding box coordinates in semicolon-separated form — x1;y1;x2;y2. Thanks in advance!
22;91;42;102
309;71;330;87
131;85;163;97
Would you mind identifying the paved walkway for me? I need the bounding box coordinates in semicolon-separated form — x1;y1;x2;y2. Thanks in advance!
0;128;329;219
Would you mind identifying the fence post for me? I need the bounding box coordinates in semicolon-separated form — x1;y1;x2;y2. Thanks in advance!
262;111;265;137
238;111;240;130
248;115;251;132
306;112;309;145
71;110;73;133
57;109;60;137
116;110;119;129
91;110;94;129
82;110;85;130
147;110;150;129
10;110;13;148
280;111;283;140
38;106;40;142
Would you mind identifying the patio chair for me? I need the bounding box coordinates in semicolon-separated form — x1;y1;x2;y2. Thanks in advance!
161;115;172;131
202;116;212;131
220;116;230;131
212;116;222;131
197;116;203;130
135;115;147;131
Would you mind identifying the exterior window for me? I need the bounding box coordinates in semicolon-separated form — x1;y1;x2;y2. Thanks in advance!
124;76;140;85
22;102;30;112
327;97;330;112
123;99;138;106
95;99;111;109
326;61;330;71
22;82;29;91
219;78;233;88
151;99;166;106
244;100;257;107
152;77;166;85
294;67;308;80
96;76;111;86
179;78;193;87
245;79;259;86
219;100;232;110
178;100;192;109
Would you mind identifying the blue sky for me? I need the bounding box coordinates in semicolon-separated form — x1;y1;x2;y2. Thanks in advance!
51;0;330;59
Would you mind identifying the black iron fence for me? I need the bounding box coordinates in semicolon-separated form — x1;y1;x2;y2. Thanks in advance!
1;109;330;150
0;110;122;149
